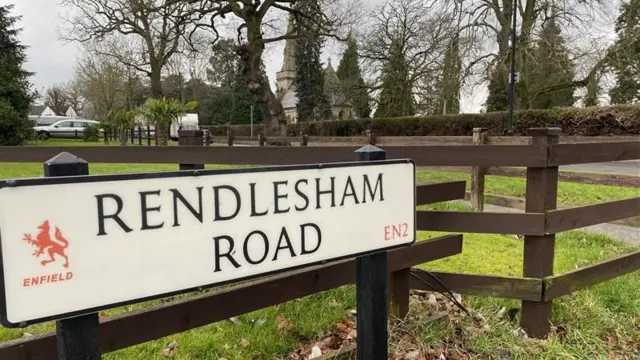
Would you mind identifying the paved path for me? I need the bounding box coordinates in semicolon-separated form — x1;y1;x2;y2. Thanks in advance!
562;161;640;176
476;203;640;245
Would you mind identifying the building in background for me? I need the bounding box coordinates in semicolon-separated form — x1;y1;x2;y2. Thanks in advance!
275;18;354;124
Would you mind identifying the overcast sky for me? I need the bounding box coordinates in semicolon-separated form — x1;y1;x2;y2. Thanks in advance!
1;0;618;113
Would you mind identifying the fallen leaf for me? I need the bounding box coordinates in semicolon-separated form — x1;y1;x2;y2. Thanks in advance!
161;341;178;357
277;315;294;332
309;345;322;359
240;338;250;347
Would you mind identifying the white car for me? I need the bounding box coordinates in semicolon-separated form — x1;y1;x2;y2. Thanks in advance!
33;119;101;139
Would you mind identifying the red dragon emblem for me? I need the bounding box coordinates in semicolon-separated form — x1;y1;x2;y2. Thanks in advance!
22;220;70;268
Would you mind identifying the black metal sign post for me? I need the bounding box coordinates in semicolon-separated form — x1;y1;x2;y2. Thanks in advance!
44;152;101;360
354;145;389;360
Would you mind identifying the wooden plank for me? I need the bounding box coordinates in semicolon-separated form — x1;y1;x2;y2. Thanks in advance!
471;128;488;211
545;198;640;233
0;235;463;359
385;145;547;167
549;141;640;165
390;268;410;319
520;128;560;339
544;251;640;301
558;136;640;144
0;144;548;167
417;211;546;235
416;181;466;205
409;269;543;301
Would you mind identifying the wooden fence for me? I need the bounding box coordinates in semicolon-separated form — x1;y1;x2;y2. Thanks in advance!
0;127;639;357
219;128;640;210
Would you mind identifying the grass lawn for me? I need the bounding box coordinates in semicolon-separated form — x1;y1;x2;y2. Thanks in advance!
416;169;640;207
0;158;638;358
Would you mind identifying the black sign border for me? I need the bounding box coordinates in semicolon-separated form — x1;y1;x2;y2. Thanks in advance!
0;159;416;328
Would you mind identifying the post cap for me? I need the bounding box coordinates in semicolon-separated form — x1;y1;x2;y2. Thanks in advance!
45;152;88;166
527;127;562;136
355;144;386;161
44;152;89;177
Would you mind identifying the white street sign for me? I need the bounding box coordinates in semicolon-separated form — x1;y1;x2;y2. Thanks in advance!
0;160;415;327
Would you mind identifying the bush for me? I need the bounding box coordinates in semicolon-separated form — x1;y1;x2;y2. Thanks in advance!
203;105;640;137
0;99;31;145
84;125;100;142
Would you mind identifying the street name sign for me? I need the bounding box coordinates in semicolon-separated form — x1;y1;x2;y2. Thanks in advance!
0;159;415;327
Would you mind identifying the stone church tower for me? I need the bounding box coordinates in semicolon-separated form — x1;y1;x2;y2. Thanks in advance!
276;16;296;97
275;15;355;124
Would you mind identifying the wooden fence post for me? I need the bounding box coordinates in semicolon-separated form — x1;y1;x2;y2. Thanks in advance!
259;133;266;147
300;132;309;147
470;128;488;211
520;127;561;339
390;268;410;320
354;145;388;360
44;152;101;360
227;127;234;147
178;130;205;171
365;130;377;145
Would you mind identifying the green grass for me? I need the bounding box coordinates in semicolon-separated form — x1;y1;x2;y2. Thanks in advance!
416;169;640;206
0;158;638;358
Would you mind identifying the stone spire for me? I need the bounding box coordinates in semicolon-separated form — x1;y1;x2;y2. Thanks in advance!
276;14;297;97
280;14;296;73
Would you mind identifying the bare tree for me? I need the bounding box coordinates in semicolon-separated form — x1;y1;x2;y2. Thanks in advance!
60;0;204;98
74;47;127;123
457;0;617;108
64;79;86;116
358;0;459;114
188;0;358;135
45;86;71;116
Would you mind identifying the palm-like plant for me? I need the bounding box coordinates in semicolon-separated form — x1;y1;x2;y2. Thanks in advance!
142;98;198;146
110;107;137;146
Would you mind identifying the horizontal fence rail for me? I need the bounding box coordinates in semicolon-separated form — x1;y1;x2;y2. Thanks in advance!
548;141;640;165
543;251;640;301
416;181;466;205
409;269;543;302
0;235;463;360
417;211;546;235
0;145;550;167
545;198;640;233
207;133;639;146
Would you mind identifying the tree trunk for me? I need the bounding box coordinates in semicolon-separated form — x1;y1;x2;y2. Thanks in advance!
118;127;128;146
148;64;170;146
237;34;287;136
157;123;169;146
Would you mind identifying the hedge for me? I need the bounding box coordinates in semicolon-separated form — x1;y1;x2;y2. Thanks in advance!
203;105;640;137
